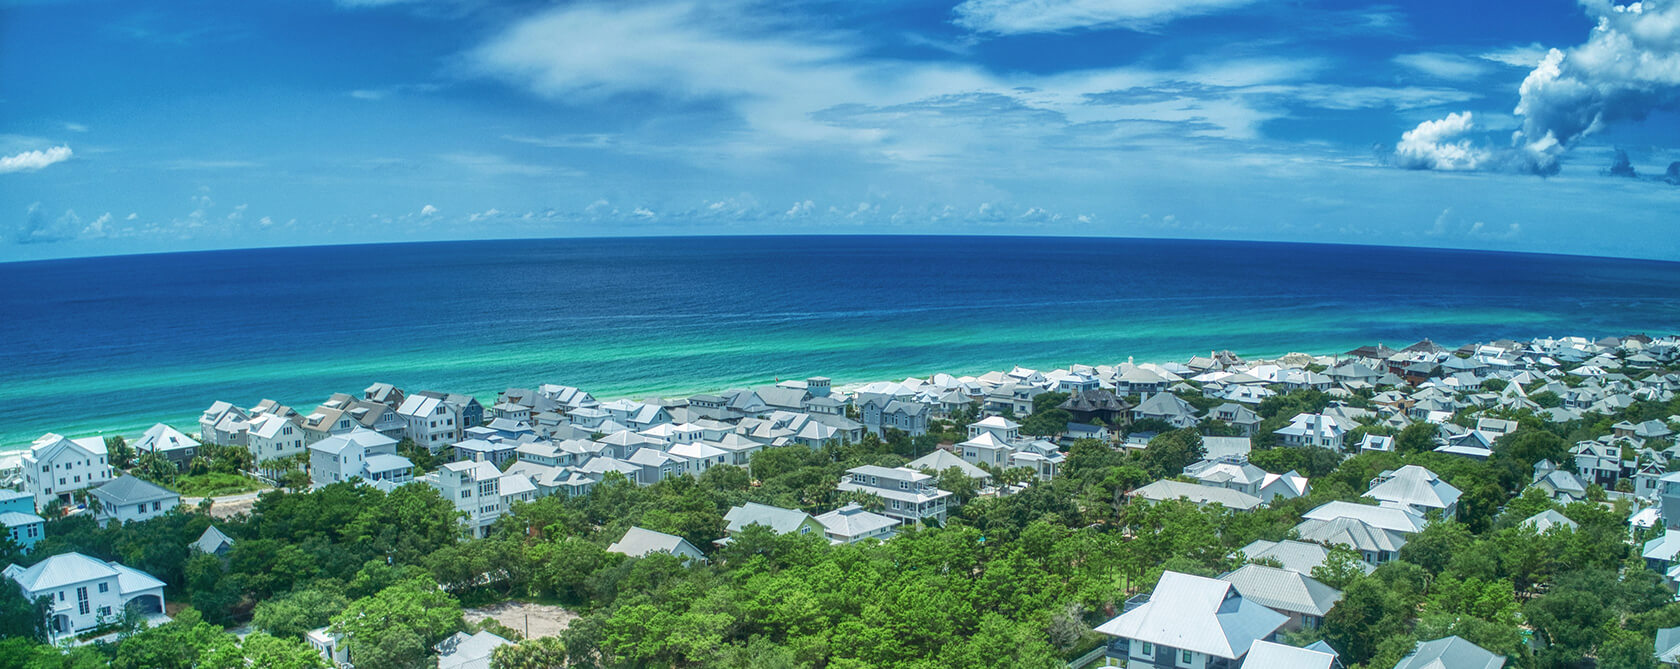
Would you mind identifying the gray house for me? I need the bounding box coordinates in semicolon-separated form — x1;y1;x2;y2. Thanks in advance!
861;398;930;437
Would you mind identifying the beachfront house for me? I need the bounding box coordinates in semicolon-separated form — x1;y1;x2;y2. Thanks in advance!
246;412;307;469
89;475;179;527
836;465;955;524
21;433;114;511
132;423;199;470
4;552;166;638
1094;570;1287;668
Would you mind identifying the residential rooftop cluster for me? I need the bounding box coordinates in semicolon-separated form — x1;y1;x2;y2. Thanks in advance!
4;332;1680;667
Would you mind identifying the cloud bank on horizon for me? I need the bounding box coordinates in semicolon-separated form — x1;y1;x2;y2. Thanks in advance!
2;0;1678;261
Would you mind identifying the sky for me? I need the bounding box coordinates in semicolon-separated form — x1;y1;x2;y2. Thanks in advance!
2;0;1679;262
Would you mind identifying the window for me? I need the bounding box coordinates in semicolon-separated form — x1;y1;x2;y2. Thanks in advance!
1181;649;1193;664
1137;642;1152;658
98;606;111;618
98;582;109;593
461;490;471;499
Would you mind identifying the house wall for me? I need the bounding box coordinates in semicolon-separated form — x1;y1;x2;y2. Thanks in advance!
23;445;113;510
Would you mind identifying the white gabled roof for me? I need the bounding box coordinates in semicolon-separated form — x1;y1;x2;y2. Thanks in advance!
134;423;197;454
1094;571;1287;660
5;552;163;595
1241;640;1337;669
1365;465;1461;511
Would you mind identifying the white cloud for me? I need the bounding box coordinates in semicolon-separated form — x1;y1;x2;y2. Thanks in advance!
1399;1;1680;175
784;200;815;217
63;123;88;133
1395;112;1488;170
259;216;274;226
82;213;111;238
1478;44;1549;69
1393;52;1492;81
952;0;1261;35
442;153;581;178
420;204;439;216
125;212;138;220
632;207;657;220
467;208;502;222
0;146;72;173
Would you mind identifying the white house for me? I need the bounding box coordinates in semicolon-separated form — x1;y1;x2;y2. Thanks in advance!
1094;570;1287;668
4;552;166;638
1365;465;1461;518
397;394;462;453
89;475;180;527
21;433;114;511
308;428;412;488
425;461;538;538
1273;413;1346;450
246;412;307;465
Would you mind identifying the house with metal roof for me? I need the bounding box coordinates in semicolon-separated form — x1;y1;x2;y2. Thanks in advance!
608;526;705;561
1295;501;1427;565
132;423;199;470
192;525;235;556
1240;640;1338;669
1183;455;1309;502
814;503;900;544
309;428;412;489
906;449;992;484
4;552;166;638
836;465;954;524
2;510;45;550
719;502;824;544
21;433;114;511
1236;539;1372;577
1131;480;1265;512
1094;570;1287;668
1218;564;1342;631
1392;636;1505;669
1365;465;1461;518
1656;626;1680;666
89;474;179;527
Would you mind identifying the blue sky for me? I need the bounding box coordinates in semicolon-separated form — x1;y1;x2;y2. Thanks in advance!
3;0;1679;261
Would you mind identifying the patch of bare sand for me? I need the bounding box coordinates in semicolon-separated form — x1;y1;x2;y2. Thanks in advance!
464;601;577;639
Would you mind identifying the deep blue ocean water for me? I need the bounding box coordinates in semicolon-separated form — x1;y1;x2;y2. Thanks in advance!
2;235;1677;449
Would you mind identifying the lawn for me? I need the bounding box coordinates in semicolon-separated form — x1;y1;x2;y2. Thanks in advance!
171;472;269;497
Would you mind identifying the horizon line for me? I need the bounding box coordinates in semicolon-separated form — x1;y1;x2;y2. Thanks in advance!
3;231;1678;268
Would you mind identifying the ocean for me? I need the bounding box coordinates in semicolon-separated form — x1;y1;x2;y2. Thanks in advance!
2;235;1678;451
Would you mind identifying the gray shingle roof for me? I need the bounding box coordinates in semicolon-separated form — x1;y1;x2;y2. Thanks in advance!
91;474;178;505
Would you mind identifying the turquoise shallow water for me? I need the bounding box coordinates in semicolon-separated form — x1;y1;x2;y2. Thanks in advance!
1;235;1676;450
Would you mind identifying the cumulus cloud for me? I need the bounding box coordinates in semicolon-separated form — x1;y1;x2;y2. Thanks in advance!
0;146;73;174
1394;112;1490;171
953;0;1261;35
1397;0;1680;175
420;204;439;216
14;203;81;243
1608;148;1638;177
784;200;815;217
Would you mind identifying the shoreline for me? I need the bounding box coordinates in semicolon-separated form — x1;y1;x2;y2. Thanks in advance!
0;341;1366;454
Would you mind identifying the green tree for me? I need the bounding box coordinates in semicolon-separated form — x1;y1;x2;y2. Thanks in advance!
1139;429;1204;479
106;436;136;470
1395;422;1439;455
0;580;49;642
253;586;350;639
330;578;464;669
492;636;567;669
1322;577;1411;665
